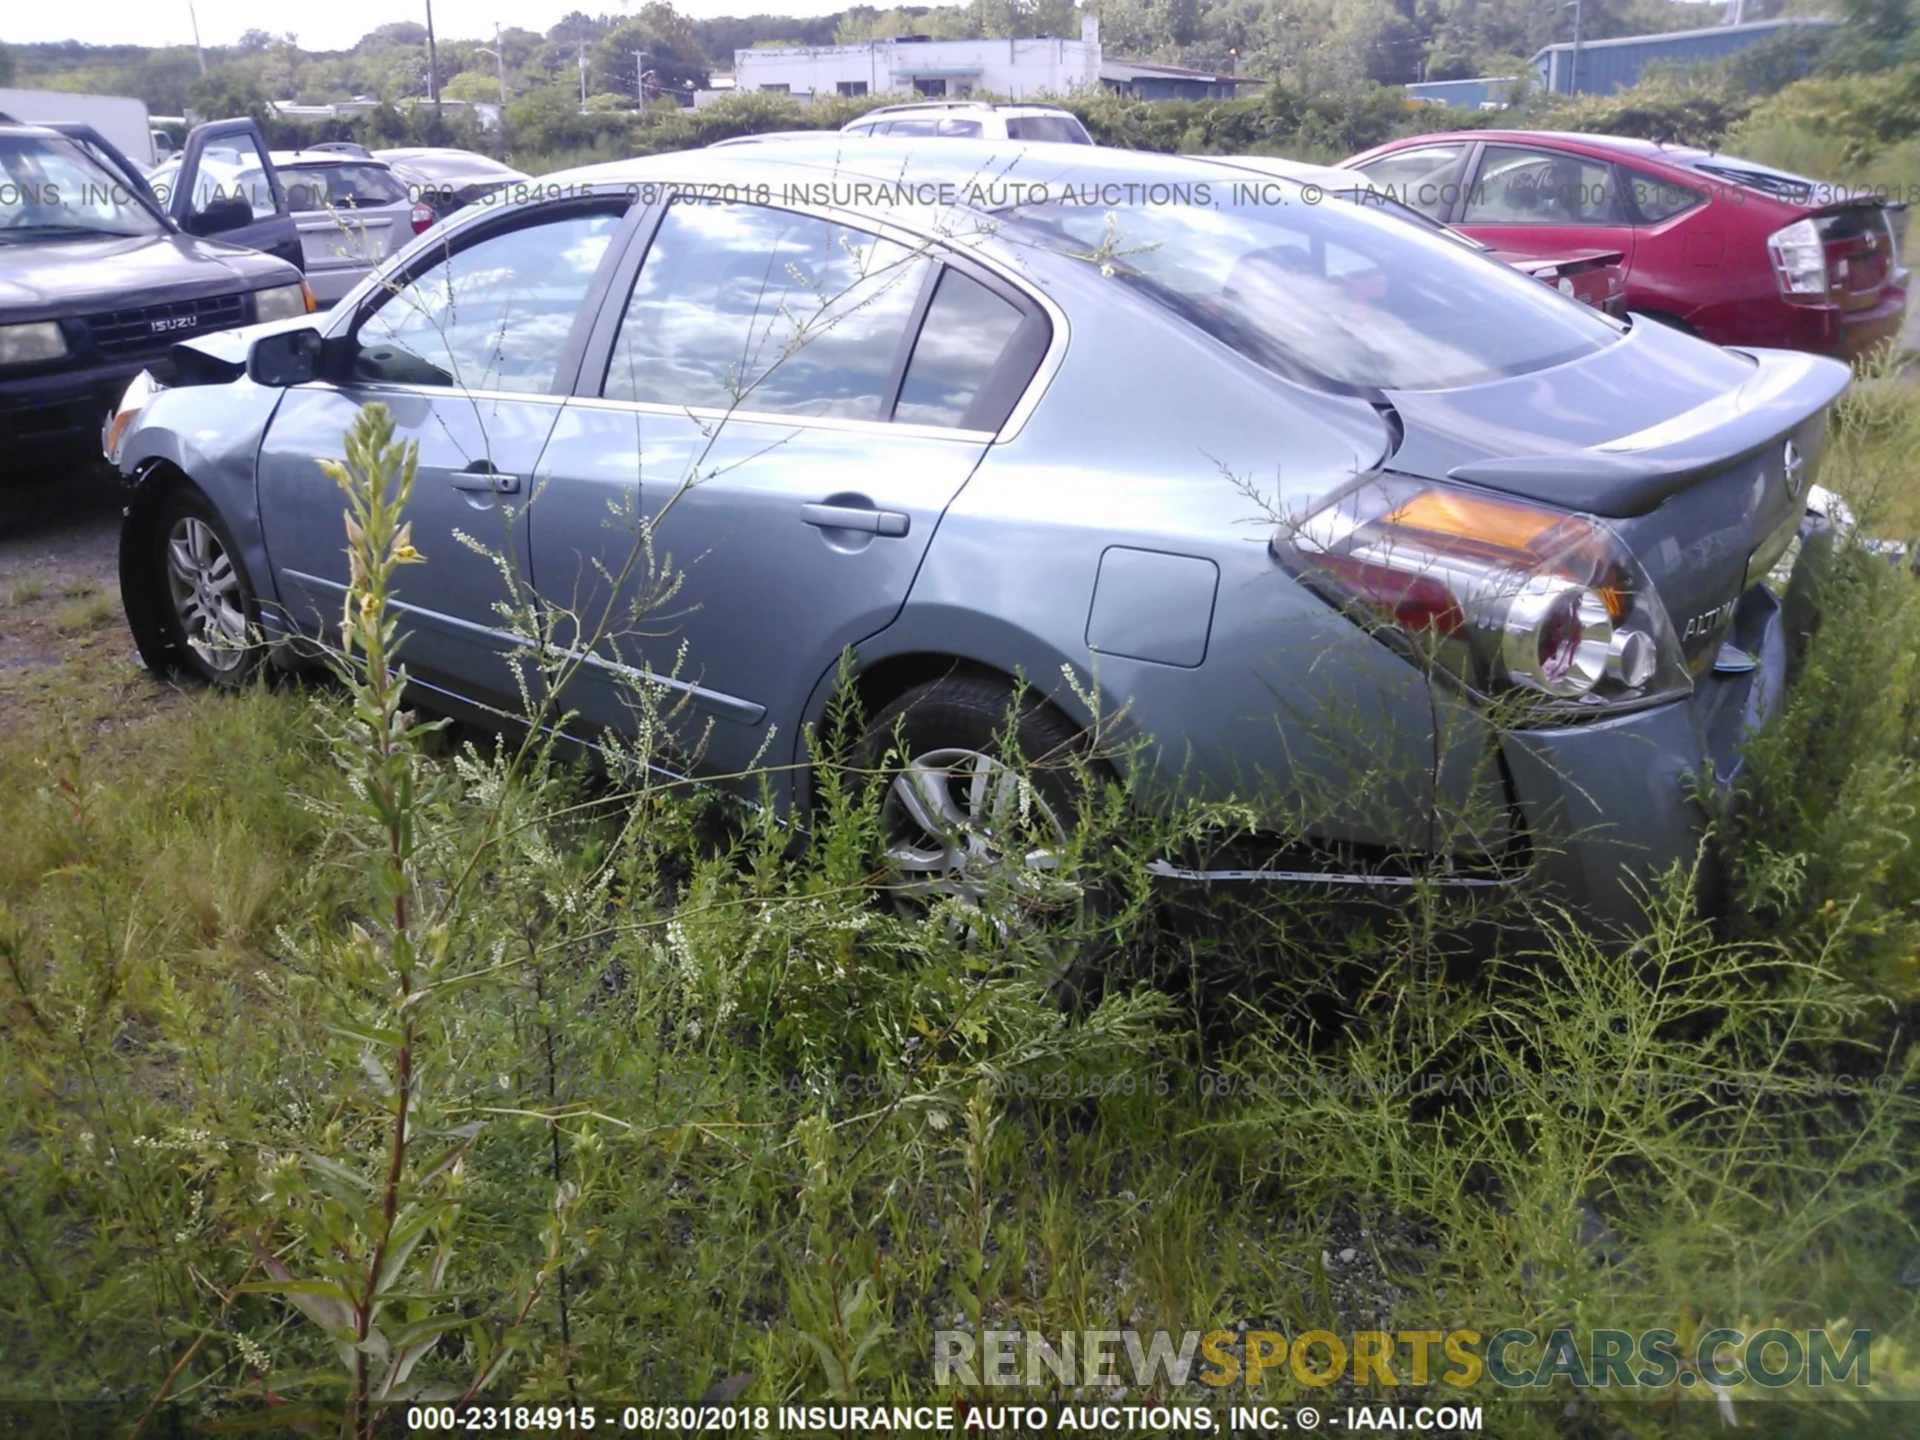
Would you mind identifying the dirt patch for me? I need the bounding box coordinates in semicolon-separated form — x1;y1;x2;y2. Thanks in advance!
0;458;183;740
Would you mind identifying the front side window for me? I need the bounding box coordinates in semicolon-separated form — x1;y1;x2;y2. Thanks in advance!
1349;143;1468;220
184;136;280;220
1004;181;1621;394
603;200;932;420
1463;145;1621;226
353;207;621;393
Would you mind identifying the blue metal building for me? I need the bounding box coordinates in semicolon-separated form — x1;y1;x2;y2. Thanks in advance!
1532;15;1836;97
1405;76;1519;109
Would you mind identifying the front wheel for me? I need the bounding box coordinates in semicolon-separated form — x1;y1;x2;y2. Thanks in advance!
151;488;261;686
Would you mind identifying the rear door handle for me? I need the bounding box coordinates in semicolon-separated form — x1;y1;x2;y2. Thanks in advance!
452;463;519;495
801;502;909;538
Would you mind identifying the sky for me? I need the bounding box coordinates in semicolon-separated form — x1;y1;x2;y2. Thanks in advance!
4;0;881;53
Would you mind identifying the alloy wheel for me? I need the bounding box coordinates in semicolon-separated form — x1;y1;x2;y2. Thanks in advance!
164;516;248;674
880;746;1080;928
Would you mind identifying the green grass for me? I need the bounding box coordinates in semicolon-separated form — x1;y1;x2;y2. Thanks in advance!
7;577;45;606
2;388;1919;1435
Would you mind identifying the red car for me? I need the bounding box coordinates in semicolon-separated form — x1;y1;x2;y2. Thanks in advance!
1343;130;1909;360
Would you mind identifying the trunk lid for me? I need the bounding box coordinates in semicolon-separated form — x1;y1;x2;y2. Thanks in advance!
1383;320;1851;673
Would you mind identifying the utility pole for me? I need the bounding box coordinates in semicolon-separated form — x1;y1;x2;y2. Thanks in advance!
1569;0;1584;96
186;0;207;76
424;0;441;110
579;40;588;106
635;49;649;104
493;24;508;104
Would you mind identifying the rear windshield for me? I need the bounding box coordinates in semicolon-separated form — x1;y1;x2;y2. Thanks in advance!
1002;186;1621;393
1672;154;1819;202
286;162;407;209
1005;115;1092;145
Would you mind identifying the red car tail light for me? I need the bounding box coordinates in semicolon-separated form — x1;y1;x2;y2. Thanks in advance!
1273;474;1690;717
410;201;438;235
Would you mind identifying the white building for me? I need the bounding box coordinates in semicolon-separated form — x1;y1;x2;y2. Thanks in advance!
735;18;1102;101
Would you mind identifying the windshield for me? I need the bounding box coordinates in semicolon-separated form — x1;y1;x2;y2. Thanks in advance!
0;133;166;239
1002;184;1620;393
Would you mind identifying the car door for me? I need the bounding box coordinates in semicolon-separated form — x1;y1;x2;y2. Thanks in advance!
529;196;1049;786
166;118;303;271
256;198;632;712
1452;141;1635;276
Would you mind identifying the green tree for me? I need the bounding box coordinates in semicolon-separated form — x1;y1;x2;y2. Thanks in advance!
591;6;709;100
0;43;15;87
186;68;271;124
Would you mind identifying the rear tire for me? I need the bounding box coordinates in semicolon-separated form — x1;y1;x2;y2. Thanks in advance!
150;487;261;687
854;674;1106;987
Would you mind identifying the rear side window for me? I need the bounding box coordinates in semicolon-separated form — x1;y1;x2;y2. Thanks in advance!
1005;115;1091;145
895;269;1030;428
1626;169;1706;223
603;200;933;420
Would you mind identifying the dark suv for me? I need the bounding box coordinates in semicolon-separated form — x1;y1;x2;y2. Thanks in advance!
0;117;310;460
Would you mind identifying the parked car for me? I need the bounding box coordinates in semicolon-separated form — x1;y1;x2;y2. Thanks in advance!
150;148;423;306
106;142;1846;931
1207;154;1627;314
0;117;308;458
842;100;1093;144
1344;130;1908;359
375;147;529;222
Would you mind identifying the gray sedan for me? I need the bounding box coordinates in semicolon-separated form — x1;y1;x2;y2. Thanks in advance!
105;141;1848;931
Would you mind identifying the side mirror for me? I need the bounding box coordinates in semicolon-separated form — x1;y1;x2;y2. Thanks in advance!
247;327;325;387
188;194;254;236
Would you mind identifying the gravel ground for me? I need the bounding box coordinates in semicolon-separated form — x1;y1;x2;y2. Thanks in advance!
0;456;176;739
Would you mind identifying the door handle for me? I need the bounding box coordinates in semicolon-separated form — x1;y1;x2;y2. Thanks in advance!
451;464;519;495
801;502;909;538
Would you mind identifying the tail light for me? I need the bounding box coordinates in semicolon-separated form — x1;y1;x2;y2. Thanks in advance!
1274;475;1691;718
1768;218;1828;297
410;201;438;235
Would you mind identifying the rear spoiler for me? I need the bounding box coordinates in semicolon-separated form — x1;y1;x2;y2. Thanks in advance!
1447;349;1852;518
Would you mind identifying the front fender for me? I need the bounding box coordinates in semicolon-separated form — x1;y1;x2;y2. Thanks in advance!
117;375;288;621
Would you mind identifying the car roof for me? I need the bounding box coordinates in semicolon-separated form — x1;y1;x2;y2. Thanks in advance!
271;150;395;168
542;138;1308;228
1372;129;1689;163
850;100;1075;120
